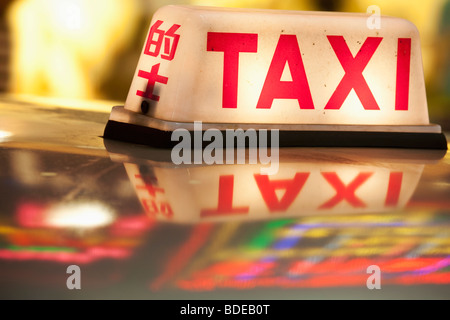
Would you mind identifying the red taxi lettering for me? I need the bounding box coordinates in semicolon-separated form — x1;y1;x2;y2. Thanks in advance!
207;32;258;109
319;172;373;209
325;36;382;110
385;172;403;206
256;35;314;109
254;173;310;212
201;175;249;217
207;33;411;112
186;170;408;219
395;38;411;110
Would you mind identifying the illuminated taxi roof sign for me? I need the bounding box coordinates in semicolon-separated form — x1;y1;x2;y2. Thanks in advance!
104;5;447;149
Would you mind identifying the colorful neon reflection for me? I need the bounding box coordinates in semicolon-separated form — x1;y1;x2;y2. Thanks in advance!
0;201;154;264
168;213;450;290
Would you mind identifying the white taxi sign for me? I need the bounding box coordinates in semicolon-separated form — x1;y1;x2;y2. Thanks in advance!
104;5;447;149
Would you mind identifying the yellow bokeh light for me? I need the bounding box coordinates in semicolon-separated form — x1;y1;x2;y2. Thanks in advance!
4;0;448;107
7;0;141;99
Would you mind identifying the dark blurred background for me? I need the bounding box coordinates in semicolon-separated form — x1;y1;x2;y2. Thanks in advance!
0;0;449;128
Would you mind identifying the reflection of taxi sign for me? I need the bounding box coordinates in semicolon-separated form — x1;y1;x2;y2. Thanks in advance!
103;142;436;224
103;5;447;149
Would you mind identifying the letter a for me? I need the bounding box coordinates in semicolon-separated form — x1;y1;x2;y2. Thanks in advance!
255;172;309;212
66;265;81;290
256;35;314;110
366;5;381;30
171;128;191;165
366;265;381;289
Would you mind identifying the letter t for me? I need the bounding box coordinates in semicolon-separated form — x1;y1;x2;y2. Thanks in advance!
207;32;258;108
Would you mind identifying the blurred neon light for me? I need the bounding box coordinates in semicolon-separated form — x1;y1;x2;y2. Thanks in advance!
174;214;450;291
150;224;213;291
0;246;130;263
272;236;302;250
0;131;12;143
411;256;450;275
46;202;115;228
110;215;155;236
17;203;47;228
235;261;275;280
8;245;75;253
396;273;450;285
177;257;450;290
238;223;305;280
247;220;292;249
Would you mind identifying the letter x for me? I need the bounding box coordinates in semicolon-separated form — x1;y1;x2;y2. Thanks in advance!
325;36;382;110
320;172;373;209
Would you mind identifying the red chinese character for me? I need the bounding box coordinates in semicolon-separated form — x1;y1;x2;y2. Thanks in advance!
136;63;168;101
143;199;173;219
135;174;165;196
144;20;181;61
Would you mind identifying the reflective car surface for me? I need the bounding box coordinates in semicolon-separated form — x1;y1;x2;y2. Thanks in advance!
0;95;449;300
